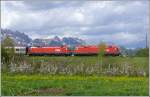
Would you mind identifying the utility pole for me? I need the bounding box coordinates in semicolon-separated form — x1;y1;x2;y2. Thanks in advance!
146;32;148;48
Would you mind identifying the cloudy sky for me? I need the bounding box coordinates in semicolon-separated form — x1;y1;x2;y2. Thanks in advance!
1;0;149;48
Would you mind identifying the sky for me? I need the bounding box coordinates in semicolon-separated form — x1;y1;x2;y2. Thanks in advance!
1;0;149;48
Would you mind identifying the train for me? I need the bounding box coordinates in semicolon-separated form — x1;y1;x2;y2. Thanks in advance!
13;45;121;56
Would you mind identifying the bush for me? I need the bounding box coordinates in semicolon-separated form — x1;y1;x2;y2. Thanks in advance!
135;48;149;57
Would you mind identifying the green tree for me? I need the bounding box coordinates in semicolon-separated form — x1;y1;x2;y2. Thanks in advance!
135;48;149;57
1;36;15;71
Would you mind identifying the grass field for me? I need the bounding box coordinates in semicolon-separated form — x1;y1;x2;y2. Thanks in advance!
11;56;149;76
1;74;149;96
1;56;149;96
27;56;148;66
27;56;148;70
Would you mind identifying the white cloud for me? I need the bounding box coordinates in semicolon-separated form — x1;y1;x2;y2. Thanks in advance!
72;12;85;23
112;32;144;44
1;0;149;48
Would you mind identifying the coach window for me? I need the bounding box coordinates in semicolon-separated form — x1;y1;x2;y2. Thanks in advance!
16;49;19;51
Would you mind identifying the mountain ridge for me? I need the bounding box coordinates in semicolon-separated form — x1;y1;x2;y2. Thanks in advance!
1;28;86;46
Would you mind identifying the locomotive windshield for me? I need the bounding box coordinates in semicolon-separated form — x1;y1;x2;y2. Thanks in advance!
68;46;76;50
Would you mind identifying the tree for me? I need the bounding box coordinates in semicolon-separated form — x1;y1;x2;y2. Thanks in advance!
1;36;15;71
135;48;149;57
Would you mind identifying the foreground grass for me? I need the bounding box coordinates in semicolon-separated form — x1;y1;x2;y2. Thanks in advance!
28;56;148;65
24;56;149;75
28;56;148;69
2;56;149;95
2;74;149;96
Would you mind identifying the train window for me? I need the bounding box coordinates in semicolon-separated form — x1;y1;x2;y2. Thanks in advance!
16;49;19;51
68;46;75;50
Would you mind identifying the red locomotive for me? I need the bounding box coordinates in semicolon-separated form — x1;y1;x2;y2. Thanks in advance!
27;46;68;55
25;45;120;56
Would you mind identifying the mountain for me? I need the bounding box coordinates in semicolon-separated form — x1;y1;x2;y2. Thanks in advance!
1;29;86;46
48;36;62;46
1;29;32;46
62;37;85;46
33;36;86;46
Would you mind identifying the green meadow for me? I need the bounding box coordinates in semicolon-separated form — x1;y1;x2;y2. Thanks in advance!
1;56;149;96
2;74;149;96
